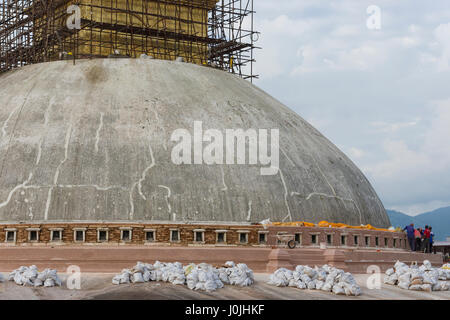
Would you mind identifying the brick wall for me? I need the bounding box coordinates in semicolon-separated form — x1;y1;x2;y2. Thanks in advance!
0;223;408;250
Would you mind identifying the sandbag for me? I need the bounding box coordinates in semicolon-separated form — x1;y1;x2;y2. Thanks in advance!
385;260;450;292
132;272;145;283
268;264;361;296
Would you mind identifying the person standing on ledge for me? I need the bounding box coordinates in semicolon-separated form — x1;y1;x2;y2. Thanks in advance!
423;226;431;253
429;227;434;254
404;223;415;251
414;227;422;252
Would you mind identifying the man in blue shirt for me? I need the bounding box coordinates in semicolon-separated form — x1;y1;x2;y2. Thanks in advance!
403;223;415;251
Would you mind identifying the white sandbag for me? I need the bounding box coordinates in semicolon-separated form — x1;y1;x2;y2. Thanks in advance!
7;272;16;282
344;283;361;296
411;270;424;281
34;279;43;287
268;273;287;287
288;279;297;287
332;283;345;295
316;270;327;281
112;275;121;285
422;274;437;286
296;281;307;289
132;272;145;283
194;282;206;291
314;280;324;290
433;281;449;291
394;261;408;270
420;284;432;292
385;268;395;276
119;272;131;284
143;270;152;282
295;265;305;273
423;260;433;271
397;281;410;290
303;267;317;279
321;282;333;292
383;274;398;285
398;273;411;283
44;278;55;287
205;280;218;291
340;273;356;285
408;284;422;291
225;261;235;268
13;272;23;285
133;262;146;273
215;280;224;289
172;275;186;286
300;274;311;284
186;280;196;290
306;280;316;290
218;270;230;284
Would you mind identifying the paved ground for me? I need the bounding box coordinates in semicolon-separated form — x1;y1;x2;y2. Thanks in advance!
0;273;449;300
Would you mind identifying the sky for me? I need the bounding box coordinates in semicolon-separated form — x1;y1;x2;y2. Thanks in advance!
250;0;450;216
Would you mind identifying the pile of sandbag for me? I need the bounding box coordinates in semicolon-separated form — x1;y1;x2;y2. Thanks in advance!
268;264;361;296
8;265;62;287
184;263;224;291
112;261;186;285
384;260;450;291
112;261;254;292
186;261;254;290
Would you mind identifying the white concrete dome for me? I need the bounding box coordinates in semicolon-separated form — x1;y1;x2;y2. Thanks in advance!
0;58;389;227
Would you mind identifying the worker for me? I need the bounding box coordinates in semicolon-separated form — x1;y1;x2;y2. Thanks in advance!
429;226;434;254
423;226;431;253
414;227;422;252
403;223;415;251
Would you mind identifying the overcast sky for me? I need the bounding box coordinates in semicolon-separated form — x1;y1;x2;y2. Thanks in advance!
251;0;450;216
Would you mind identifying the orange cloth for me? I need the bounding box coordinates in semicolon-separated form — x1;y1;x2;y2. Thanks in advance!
267;220;394;232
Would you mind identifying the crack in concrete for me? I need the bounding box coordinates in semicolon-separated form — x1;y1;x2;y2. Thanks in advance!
44;123;73;220
279;169;292;222
0;173;33;208
95;112;104;153
137;143;156;201
151;105;167;151
158;185;172;219
129;136;157;219
220;166;228;191
246;200;252;221
291;191;362;224
280;147;296;167
1;105;21;138
36;97;54;166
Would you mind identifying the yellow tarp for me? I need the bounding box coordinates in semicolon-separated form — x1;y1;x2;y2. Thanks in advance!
267;220;395;232
271;221;316;227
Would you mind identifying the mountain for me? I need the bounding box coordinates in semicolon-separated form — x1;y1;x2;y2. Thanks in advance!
386;207;450;241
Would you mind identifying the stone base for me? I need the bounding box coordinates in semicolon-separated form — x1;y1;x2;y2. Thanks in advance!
0;246;443;274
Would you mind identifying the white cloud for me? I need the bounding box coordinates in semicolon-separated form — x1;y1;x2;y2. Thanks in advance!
370;119;420;133
348;147;365;159
254;0;450;214
434;23;450;71
362;100;450;208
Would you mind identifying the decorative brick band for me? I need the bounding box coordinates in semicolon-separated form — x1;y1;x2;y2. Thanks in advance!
0;223;409;250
